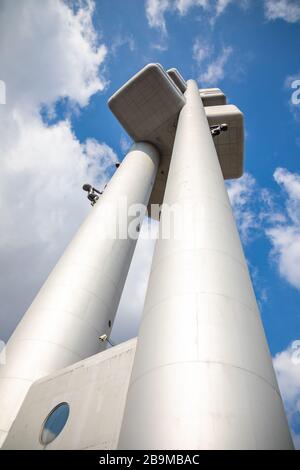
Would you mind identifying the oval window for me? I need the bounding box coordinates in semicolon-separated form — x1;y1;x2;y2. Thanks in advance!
40;402;70;445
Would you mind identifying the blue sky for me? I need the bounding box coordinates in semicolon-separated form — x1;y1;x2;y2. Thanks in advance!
0;0;300;448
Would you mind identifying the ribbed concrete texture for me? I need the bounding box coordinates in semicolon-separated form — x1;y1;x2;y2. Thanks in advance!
0;142;159;447
118;82;293;450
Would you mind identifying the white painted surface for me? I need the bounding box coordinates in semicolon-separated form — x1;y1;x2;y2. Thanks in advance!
0;143;159;447
3;339;137;450
118;81;293;450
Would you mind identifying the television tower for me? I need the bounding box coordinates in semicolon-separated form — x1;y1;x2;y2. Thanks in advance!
0;64;293;449
109;65;293;449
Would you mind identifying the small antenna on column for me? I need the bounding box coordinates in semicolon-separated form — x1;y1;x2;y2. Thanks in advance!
82;184;102;206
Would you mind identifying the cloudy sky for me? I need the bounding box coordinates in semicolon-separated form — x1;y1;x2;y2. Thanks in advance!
0;0;300;448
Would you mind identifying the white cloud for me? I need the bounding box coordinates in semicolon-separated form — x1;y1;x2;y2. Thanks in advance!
151;40;169;51
215;0;232;16
145;0;246;36
199;46;233;85
0;0;107;113
209;0;250;25
214;0;249;17
145;0;209;34
273;168;300;224
226;173;289;305
266;168;300;290
120;134;133;154
227;173;259;243
111;35;136;56
264;0;300;23
273;342;300;449
227;173;256;207
175;0;208;15
145;0;171;34
266;226;300;289
227;168;300;293
0;0;117;341
192;38;213;64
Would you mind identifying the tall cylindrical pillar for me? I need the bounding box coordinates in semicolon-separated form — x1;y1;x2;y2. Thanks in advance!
118;82;293;449
0;142;159;447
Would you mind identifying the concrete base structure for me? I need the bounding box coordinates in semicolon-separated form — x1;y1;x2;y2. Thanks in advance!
118;81;293;450
3;339;137;450
0;142;159;447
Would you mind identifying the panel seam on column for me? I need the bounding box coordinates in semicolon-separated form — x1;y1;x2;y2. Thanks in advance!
168;164;226;186
20;305;110;338
4;338;84;361
151;247;248;274
36;284;117;319
54;262;123;293
128;360;281;399
141;291;258;326
162;194;232;212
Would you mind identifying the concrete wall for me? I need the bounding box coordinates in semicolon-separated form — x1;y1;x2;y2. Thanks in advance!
3;339;136;450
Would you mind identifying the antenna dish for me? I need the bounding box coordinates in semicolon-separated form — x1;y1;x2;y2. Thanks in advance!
82;184;92;192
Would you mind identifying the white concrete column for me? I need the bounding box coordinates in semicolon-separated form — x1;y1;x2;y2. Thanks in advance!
0;142;159;447
118;82;293;450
